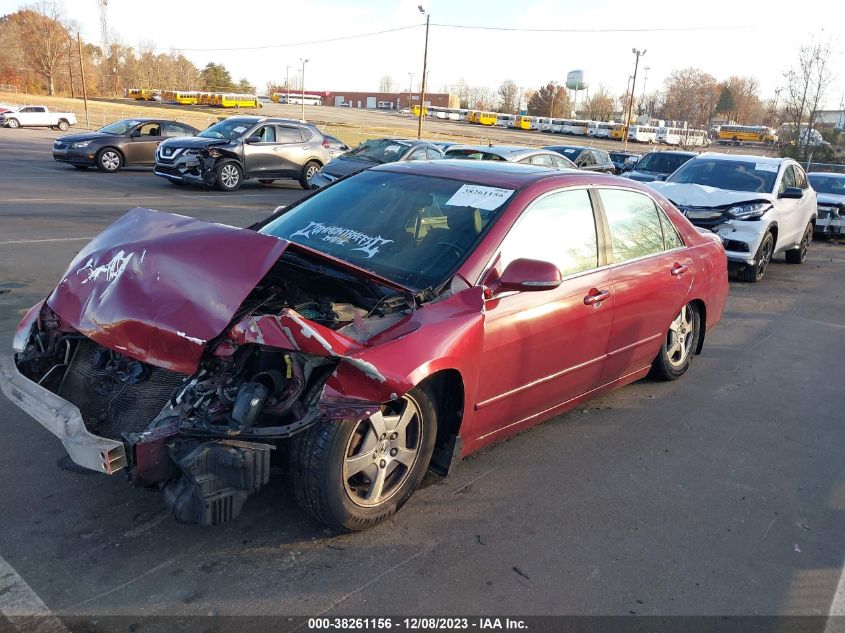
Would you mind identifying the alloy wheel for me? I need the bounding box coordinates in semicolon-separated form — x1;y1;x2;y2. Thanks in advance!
666;304;695;368
799;225;812;261
343;395;423;508
305;164;319;184
757;236;773;278
220;164;240;188
100;151;120;171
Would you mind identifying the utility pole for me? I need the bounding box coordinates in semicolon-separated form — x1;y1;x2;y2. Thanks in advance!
300;58;309;120
407;72;413;109
67;53;75;99
77;32;89;128
640;66;650;113
623;48;646;151
286;65;290;103
417;5;429;140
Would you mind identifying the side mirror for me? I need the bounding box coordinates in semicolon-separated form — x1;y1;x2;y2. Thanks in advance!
245;135;262;144
130;130;141;138
779;186;803;199
494;258;562;294
654;174;668;182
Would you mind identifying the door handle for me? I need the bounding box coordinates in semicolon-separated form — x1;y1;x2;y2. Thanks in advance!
583;288;610;306
670;263;689;277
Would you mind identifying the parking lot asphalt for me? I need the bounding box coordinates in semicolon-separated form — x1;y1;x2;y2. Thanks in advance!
0;127;843;620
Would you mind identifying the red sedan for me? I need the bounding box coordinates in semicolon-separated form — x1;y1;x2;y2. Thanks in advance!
1;160;728;530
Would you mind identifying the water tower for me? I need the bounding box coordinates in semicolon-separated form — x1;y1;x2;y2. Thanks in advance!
566;70;587;115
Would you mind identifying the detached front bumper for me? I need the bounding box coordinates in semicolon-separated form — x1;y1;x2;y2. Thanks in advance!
0;354;126;474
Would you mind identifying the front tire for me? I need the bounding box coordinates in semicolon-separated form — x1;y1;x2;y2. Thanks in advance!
785;223;813;264
290;387;438;531
739;231;774;282
6;118;19;129
651;303;700;381
215;162;242;191
299;161;321;189
96;148;123;172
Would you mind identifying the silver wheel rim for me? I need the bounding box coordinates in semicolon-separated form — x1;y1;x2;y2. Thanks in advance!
101;151;120;170
59;122;68;130
343;395;423;508
305;165;318;183
8;119;18;128
220;164;239;188
666;304;694;368
757;236;773;278
800;226;811;260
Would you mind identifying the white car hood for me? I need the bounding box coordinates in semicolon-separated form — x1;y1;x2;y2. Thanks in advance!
650;182;773;208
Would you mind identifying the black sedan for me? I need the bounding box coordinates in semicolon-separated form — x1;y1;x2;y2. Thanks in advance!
52;118;199;172
544;145;616;174
310;138;444;189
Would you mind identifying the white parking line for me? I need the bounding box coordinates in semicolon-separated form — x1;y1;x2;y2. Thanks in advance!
0;237;93;246
0;555;69;632
826;563;845;633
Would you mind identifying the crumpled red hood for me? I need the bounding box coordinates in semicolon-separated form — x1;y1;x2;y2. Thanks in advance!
47;207;288;375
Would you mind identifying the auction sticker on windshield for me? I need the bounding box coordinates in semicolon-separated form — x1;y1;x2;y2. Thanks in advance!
755;163;779;173
446;184;514;211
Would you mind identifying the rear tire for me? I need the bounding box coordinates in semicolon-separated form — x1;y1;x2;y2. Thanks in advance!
785;223;813;264
290;387;438;531
57;119;69;131
739;231;774;282
96;148;123;173
299;161;321;189
651;303;700;381
215;162;242;191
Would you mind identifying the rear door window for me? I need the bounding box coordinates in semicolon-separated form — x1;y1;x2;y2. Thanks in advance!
529;154;553;166
599;189;666;263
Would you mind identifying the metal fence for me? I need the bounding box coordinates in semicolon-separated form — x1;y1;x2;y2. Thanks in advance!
804;161;845;174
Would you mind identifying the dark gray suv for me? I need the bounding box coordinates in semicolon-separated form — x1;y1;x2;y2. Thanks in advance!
154;116;332;191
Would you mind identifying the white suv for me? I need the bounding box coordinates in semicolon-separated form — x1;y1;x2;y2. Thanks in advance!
649;153;817;282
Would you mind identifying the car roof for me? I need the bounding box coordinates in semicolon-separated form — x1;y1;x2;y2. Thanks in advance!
693;152;783;163
446;145;554;159
374;159;585;188
222;116;314;126
642;149;698;157
544;145;590;152
808;171;845;178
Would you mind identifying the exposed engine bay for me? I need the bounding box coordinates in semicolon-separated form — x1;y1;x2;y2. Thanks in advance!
12;247;415;526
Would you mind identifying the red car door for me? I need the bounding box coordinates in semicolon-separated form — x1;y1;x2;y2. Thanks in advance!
596;187;695;381
470;188;614;443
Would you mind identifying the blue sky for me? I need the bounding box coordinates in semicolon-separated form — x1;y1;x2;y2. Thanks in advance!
2;0;842;106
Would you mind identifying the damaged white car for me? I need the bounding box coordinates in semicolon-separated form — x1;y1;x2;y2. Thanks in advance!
650;154;817;282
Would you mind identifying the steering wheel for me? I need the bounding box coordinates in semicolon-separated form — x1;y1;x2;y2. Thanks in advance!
419;241;463;276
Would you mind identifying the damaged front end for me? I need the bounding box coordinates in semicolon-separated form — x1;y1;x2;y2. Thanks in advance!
2;208;415;526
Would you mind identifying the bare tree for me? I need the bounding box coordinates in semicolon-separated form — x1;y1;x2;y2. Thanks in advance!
661;67;719;127
378;74;395;93
6;1;72;95
467;86;495;110
583;85;614;121
720;76;763;124
782;40;833;159
497;79;520;114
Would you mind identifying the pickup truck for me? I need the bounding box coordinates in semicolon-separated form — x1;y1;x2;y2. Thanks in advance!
0;106;77;131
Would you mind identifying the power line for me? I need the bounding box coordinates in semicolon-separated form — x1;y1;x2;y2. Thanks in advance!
431;22;754;33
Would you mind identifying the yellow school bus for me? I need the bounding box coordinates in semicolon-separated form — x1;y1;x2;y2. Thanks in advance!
161;90;176;102
174;91;199;105
127;88;144;100
411;104;429;116
514;115;534;130
220;93;259;108
465;110;480;124
478;111;497;126
610;123;626;140
139;88;160;101
718;125;778;144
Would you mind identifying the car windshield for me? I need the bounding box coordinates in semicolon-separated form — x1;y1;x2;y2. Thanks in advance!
668;158;778;193
445;149;507;161
547;147;582;159
345;139;411;164
260;170;514;290
808;174;845;195
97;120;141;135
198;119;253;140
636;152;693;174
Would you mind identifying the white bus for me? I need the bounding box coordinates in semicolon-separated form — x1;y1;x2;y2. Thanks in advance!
657;127;709;147
569;120;589;136
279;94;322;106
534;117;552;132
588;122;614;139
497;113;515;127
628;125;658;143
